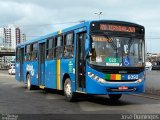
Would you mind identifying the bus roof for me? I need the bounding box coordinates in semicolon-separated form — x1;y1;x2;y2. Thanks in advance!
16;20;144;47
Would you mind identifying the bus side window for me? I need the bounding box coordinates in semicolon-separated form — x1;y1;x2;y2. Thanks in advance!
46;40;49;59
46;38;54;59
30;44;33;60
64;32;74;58
25;44;31;61
32;42;38;60
55;36;63;59
16;48;20;62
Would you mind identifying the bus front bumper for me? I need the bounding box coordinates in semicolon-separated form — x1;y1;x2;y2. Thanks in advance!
86;77;145;95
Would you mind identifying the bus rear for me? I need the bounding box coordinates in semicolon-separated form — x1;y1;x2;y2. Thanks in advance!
85;21;145;100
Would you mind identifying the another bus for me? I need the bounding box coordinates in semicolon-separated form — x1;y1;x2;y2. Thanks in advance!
15;20;145;101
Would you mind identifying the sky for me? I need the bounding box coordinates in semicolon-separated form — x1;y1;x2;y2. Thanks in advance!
0;0;160;53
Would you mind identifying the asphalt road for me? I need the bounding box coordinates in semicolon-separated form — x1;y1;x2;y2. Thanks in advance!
0;70;160;119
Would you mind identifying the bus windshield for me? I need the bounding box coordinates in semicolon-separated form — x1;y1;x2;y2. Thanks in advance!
89;35;144;67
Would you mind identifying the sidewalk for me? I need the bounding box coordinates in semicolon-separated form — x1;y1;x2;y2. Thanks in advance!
145;70;160;96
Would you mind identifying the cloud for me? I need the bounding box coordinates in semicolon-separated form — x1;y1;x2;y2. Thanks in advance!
0;1;24;25
0;0;160;52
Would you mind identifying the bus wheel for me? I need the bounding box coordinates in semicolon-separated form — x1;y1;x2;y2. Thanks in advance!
108;94;122;100
26;74;33;90
64;78;76;102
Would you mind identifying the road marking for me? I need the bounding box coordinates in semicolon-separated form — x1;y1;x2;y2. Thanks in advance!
132;94;160;100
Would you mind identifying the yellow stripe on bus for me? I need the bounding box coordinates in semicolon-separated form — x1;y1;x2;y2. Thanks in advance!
57;59;61;90
116;74;121;80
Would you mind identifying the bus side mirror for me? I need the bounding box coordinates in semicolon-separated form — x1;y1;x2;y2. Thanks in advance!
89;52;92;56
86;51;92;59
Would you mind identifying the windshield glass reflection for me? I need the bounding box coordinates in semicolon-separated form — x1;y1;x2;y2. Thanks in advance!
89;35;144;67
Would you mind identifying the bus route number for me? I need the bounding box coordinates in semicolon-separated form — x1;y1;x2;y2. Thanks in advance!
128;75;138;80
106;58;119;63
109;58;116;63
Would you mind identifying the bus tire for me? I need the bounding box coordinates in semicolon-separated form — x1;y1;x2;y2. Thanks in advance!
26;74;34;90
64;78;76;102
108;94;122;100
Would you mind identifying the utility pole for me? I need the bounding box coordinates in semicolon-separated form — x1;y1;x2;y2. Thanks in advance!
94;12;103;20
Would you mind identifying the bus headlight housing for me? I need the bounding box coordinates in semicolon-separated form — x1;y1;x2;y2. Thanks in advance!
88;72;106;83
136;75;145;83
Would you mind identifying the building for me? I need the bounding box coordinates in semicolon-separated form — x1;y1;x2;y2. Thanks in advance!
0;25;26;66
20;33;26;43
4;25;21;49
0;27;5;47
0;37;3;47
16;28;21;45
0;24;26;47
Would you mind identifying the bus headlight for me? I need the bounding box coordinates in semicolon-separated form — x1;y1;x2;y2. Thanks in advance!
88;72;107;83
136;75;145;83
97;77;107;83
137;79;142;83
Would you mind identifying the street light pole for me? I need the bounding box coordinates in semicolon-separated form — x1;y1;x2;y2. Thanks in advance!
94;12;103;20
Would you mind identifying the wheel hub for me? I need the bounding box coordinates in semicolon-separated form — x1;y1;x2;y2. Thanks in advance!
27;76;31;89
65;83;71;97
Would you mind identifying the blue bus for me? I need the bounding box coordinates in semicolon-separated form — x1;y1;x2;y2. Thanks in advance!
15;20;145;101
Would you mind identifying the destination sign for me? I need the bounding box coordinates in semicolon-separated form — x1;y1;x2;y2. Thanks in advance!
100;24;136;33
92;36;113;42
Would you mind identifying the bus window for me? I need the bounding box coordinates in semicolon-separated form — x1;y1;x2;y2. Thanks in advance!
64;32;74;58
46;40;49;59
16;48;20;62
25;45;31;61
30;44;33;60
55;36;63;59
57;36;62;47
46;38;54;59
31;42;38;60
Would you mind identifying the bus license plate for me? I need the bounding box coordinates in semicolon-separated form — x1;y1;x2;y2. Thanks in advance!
118;86;128;90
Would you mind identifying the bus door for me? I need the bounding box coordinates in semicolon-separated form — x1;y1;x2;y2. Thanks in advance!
20;48;24;81
38;42;45;86
76;31;86;92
